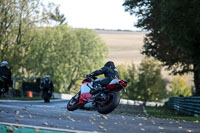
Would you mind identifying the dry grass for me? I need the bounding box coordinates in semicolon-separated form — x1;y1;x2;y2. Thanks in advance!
95;30;193;85
95;30;145;65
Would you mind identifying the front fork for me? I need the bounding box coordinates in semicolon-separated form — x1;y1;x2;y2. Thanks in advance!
72;91;80;101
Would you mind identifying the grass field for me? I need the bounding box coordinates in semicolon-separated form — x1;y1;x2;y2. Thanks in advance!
95;30;145;65
95;30;193;85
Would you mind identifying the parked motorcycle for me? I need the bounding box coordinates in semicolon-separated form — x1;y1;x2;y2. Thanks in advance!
67;77;129;114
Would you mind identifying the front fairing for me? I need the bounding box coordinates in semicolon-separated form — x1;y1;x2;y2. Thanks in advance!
79;78;102;104
79;80;93;104
80;82;92;94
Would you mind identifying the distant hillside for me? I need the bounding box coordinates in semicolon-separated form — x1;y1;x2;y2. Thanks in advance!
95;29;146;65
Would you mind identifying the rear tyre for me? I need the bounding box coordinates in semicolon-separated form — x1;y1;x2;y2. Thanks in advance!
97;91;120;114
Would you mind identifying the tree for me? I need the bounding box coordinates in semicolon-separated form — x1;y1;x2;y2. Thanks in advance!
49;7;66;25
23;25;108;92
118;59;167;102
64;28;108;91
0;0;108;93
0;0;61;75
117;64;129;81
169;76;192;97
118;64;138;100
137;58;167;103
123;0;200;96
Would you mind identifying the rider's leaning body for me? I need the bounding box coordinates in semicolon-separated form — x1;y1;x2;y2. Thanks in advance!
0;61;12;93
86;61;119;92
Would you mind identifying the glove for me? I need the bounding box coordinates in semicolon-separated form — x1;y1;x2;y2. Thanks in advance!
85;74;91;79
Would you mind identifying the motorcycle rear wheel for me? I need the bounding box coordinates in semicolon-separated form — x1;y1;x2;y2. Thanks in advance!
97;91;120;114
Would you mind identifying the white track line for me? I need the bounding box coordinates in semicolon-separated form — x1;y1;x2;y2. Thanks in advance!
0;122;93;133
0;99;66;103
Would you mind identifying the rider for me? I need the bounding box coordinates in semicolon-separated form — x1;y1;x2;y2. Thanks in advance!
0;61;12;93
86;61;119;94
40;75;54;97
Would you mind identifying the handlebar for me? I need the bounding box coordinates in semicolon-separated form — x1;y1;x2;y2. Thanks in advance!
85;76;97;82
124;79;130;84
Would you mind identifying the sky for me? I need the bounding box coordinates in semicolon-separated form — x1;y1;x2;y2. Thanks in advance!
47;0;139;31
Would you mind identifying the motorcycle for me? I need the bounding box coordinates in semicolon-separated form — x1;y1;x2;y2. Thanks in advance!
42;88;52;103
67;77;129;114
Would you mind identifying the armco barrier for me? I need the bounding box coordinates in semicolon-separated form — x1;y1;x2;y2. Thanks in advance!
53;93;164;106
165;96;200;116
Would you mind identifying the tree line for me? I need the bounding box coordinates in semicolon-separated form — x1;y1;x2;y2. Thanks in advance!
0;0;108;92
118;58;192;103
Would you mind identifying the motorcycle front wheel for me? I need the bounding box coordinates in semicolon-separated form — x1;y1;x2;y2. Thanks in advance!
97;91;120;114
67;92;80;111
43;93;50;103
67;98;79;111
44;98;50;103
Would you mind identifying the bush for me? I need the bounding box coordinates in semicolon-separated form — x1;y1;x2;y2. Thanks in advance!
169;76;192;97
118;58;167;102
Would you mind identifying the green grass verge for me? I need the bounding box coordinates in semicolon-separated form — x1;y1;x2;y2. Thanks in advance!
0;97;58;101
145;106;200;122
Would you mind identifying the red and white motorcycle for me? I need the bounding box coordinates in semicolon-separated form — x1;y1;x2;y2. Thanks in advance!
67;77;129;114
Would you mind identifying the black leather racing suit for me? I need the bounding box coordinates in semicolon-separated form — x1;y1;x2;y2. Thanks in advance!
40;80;54;98
0;66;12;92
89;61;119;87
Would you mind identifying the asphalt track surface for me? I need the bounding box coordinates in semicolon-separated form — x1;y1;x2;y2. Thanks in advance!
0;99;200;133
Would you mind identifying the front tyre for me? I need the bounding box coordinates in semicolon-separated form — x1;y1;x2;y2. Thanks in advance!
67;97;79;111
44;98;50;103
43;93;50;103
97;91;120;114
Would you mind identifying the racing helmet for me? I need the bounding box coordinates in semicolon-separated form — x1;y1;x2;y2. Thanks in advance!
104;61;115;68
1;61;8;67
45;75;50;82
